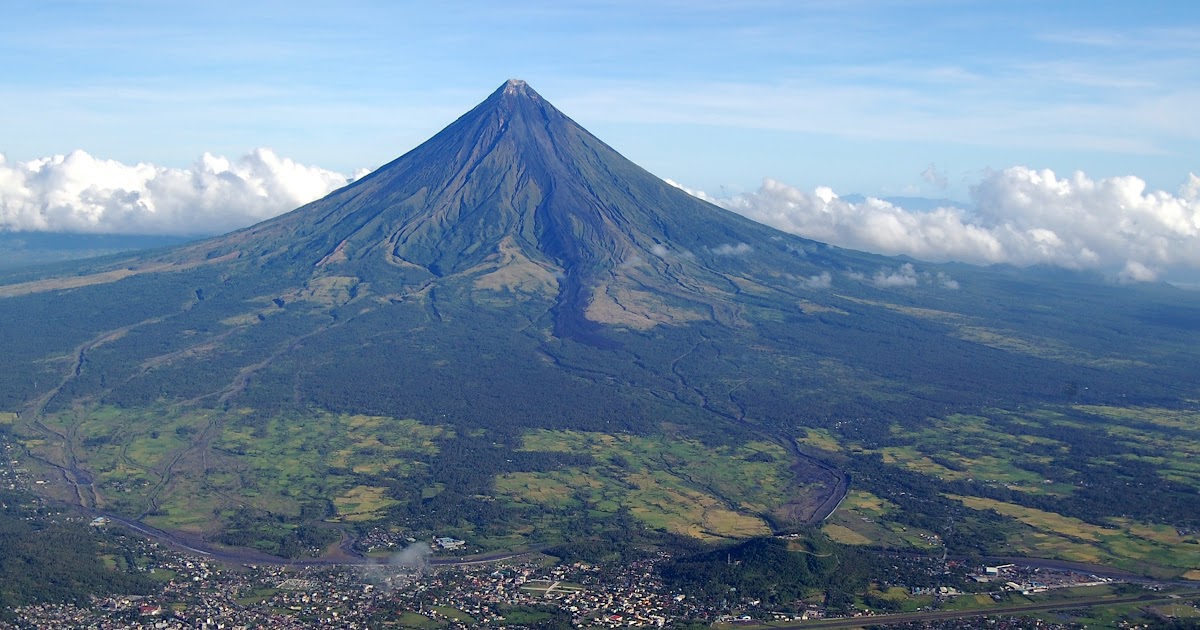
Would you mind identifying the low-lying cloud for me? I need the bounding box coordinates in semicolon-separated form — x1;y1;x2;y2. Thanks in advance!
846;264;960;290
797;272;832;290
711;242;752;256
4;147;1198;283
0;149;363;236
675;169;1200;282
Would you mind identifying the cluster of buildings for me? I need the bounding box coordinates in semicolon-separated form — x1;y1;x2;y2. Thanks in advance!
970;564;1113;595
0;438;1171;629
0;520;1144;630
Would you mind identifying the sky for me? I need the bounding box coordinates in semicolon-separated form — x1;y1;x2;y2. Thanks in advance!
1;0;1198;281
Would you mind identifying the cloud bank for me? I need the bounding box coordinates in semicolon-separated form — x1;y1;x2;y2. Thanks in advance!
0;149;362;236
674;169;1200;282
3;146;1197;283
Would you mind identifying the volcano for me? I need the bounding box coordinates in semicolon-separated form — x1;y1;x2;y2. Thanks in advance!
130;79;868;340
2;80;1198;560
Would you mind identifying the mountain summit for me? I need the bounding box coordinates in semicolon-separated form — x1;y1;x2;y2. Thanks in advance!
155;79;842;337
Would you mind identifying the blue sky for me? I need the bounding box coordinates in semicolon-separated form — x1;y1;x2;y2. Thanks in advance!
2;1;1199;281
2;0;1196;198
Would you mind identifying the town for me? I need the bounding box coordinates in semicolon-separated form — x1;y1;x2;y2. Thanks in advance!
4;433;1200;629
4;520;1194;629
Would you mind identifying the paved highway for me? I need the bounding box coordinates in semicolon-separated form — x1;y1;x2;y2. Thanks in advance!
765;593;1188;629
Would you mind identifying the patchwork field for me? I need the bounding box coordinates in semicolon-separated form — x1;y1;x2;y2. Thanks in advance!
494;430;794;539
13;403;811;552
800;404;1200;577
14;404;450;533
821;490;943;551
949;495;1200;573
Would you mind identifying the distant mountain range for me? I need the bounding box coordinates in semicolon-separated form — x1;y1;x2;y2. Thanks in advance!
0;232;194;269
838;194;968;212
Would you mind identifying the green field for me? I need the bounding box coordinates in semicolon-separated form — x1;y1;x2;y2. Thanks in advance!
14;403;808;552
822;490;943;551
801;404;1200;577
494;430;793;539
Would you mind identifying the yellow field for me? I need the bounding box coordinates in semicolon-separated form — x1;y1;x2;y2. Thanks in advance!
625;474;770;540
823;523;872;545
494;473;581;507
1073;405;1200;430
797;429;841;452
949;495;1200;573
334;486;398;522
841;490;896;517
220;307;282;326
290;275;360;306
796;300;847;316
951;495;1103;541
0;412;16;424
495;430;791;539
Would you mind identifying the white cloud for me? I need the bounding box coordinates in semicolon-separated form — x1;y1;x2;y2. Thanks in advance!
711;242;752;256
936;272;960;290
921;163;948;190
872;263;920;288
1119;260;1159;284
0;149;360;235
5;146;1196;286
685;169;1200;282
797;272;832;290
843;264;958;290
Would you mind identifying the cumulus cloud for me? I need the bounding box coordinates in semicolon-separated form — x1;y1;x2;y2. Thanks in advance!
649;242;695;260
872;263;920;288
844;264;959;290
0;149;362;235
711;242;752;256
679;169;1200;282
797;271;832;290
921;163;948;190
936;272;960;290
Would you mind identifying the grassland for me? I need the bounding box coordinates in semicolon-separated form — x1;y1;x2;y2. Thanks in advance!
13;404;449;534
949;495;1200;574
494;430;793;539
795;404;1200;577
821;490;943;550
14;402;809;550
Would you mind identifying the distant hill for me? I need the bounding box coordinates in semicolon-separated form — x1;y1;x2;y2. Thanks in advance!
1;81;1198;573
839;193;969;212
0;232;195;270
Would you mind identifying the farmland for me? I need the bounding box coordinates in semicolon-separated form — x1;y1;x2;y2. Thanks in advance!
803;404;1200;578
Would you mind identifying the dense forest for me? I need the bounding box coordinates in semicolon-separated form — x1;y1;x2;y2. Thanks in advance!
0;490;154;617
661;536;873;610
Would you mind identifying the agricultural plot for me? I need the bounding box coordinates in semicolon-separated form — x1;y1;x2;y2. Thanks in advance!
821;490;943;550
949;495;1200;575
864;413;1073;495
494;430;792;539
333;486;399;522
798;404;1200;577
209;413;447;522
14;404;449;532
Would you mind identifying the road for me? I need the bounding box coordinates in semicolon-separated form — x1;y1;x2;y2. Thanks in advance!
86;507;543;568
763;593;1184;629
